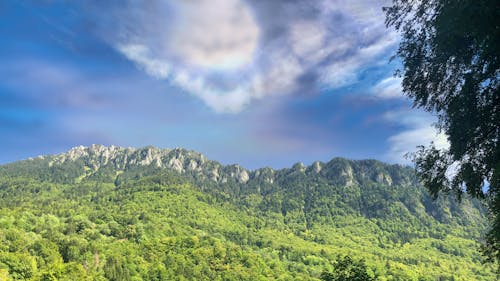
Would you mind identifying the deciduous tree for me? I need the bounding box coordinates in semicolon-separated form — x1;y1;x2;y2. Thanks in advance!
384;0;499;262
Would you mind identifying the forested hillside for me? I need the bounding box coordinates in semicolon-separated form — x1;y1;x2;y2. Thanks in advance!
0;145;495;280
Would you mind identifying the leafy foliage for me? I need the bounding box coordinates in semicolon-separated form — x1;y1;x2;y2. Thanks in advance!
320;256;374;281
384;0;500;263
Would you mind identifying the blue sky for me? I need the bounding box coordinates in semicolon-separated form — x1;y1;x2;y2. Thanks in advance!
0;0;448;169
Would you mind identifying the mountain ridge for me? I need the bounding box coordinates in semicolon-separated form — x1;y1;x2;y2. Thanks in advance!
0;144;485;227
4;144;406;187
0;145;495;280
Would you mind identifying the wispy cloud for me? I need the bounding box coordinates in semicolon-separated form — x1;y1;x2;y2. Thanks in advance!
368;75;447;164
0;60;111;110
383;110;449;164
88;0;396;113
372;76;404;99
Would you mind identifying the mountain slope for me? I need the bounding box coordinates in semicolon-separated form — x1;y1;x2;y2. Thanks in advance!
0;145;495;280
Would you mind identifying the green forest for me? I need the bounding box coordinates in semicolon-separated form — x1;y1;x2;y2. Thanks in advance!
0;146;496;280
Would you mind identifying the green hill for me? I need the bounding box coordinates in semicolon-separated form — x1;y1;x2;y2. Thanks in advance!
0;145;495;280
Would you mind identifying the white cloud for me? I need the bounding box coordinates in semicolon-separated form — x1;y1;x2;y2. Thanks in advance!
373;76;448;164
373;76;404;99
384;110;449;164
387;126;448;163
117;44;170;79
167;0;259;70
289;20;328;63
102;0;397;113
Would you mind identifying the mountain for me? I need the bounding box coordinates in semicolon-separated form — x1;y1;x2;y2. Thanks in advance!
0;145;495;280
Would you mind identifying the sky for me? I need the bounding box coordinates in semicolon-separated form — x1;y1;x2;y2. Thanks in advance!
0;0;448;169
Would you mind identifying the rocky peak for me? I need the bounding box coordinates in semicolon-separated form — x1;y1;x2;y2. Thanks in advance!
223;164;250;184
37;145;408;187
311;161;322;174
49;145;249;184
253;167;275;184
322;158;356;186
292;162;306;172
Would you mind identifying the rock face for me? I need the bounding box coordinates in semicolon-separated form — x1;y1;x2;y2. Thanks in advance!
311;161;322;174
376;172;393;186
36;145;411;187
52;145;195;171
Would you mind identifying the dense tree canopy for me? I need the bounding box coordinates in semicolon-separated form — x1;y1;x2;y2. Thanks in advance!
384;0;500;263
320;256;374;281
0;152;496;279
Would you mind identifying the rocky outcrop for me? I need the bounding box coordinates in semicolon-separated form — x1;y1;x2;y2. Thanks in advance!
40;145;409;187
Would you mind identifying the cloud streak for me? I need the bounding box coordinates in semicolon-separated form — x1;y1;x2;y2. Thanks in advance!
372;76;404;99
89;0;396;113
383;110;449;164
367;75;448;164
